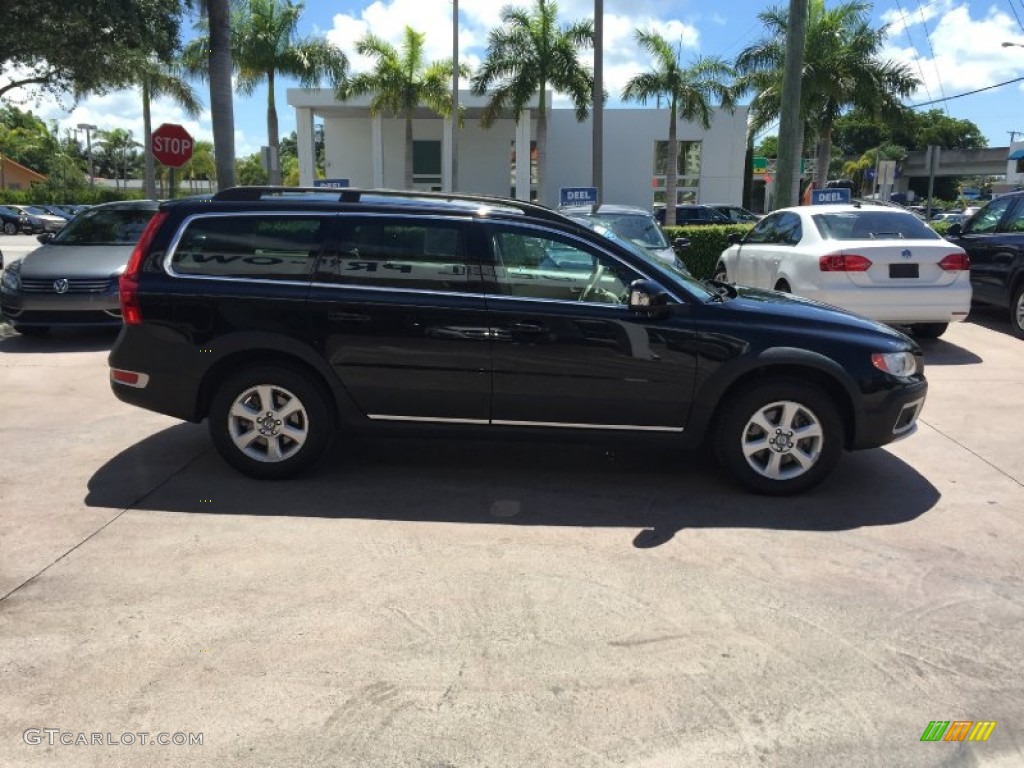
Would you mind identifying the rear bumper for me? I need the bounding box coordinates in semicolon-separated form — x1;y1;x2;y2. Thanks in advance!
108;328;205;422
800;283;971;325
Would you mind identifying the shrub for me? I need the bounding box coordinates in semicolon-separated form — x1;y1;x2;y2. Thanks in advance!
663;224;755;278
929;220;952;236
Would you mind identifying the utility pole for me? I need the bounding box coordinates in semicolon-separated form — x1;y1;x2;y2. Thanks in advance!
77;123;98;188
592;0;603;208
1009;130;1024;143
926;145;940;219
451;0;459;193
774;0;807;209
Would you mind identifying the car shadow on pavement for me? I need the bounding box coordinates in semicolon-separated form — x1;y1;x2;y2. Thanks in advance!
916;336;983;365
0;325;119;353
86;424;941;549
966;305;1019;339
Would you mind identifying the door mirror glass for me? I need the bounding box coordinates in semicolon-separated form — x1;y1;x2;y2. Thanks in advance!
673;236;690;251
36;233;54;245
727;232;743;245
945;222;962;237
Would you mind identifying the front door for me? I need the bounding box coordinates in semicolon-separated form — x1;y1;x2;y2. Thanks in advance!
952;197;1023;306
481;224;699;430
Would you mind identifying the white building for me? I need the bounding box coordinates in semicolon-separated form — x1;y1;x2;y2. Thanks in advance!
287;89;749;210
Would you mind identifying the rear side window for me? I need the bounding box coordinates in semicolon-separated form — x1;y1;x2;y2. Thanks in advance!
328;217;468;291
52;207;155;245
812;211;940;241
170;215;327;279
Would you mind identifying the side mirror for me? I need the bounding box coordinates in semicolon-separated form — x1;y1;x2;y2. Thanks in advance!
36;233;54;245
946;222;963;237
673;237;690;251
628;279;672;319
727;232;744;245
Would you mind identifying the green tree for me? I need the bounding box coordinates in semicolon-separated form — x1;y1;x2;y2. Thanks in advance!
185;0;348;186
622;29;734;225
755;135;780;158
736;0;918;188
193;0;237;189
339;27;464;190
97;129;142;191
471;0;593;204
0;0;184;101
0;106;58;174
182;140;217;193
236;152;269;185
139;57;203;199
833;107;987;156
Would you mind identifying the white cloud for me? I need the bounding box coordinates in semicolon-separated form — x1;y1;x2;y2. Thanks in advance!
881;3;1024;101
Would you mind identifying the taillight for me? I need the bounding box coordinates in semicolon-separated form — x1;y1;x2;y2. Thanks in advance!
819;253;873;272
120;210;168;325
938;252;970;271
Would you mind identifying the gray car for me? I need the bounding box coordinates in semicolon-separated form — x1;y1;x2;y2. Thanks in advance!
559;204;686;271
1;200;158;335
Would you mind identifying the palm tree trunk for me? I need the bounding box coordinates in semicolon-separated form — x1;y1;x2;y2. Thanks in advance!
267;70;281;186
814;121;831;189
535;89;546;204
405;113;414;189
207;0;236;189
665;99;678;227
143;81;157;199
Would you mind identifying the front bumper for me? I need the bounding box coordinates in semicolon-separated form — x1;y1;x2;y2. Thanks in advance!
1;285;122;327
851;378;928;450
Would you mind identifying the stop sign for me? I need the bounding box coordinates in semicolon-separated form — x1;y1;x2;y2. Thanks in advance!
151;123;194;168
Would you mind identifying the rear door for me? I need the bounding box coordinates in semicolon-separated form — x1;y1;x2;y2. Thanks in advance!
733;213;780;285
305;214;492;423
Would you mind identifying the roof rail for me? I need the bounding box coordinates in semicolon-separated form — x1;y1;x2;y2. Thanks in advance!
211;186;569;223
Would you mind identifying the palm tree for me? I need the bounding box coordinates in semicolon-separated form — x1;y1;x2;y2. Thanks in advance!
736;0;918;189
190;0;237;190
339;27;465;190
139;58;203;199
470;0;593;205
622;30;735;226
185;0;348;185
97;128;142;191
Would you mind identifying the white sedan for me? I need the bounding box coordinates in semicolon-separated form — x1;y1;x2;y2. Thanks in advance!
713;204;971;338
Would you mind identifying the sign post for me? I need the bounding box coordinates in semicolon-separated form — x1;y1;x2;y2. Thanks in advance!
151;123;195;198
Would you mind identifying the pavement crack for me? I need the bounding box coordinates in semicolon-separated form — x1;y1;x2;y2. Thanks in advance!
918;418;1024;488
0;447;212;605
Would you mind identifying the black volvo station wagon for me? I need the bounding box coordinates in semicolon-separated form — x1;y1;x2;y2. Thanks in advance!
108;187;928;494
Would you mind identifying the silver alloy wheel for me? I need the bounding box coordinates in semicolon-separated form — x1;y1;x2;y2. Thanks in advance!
1016;289;1024;332
227;384;309;463
740;399;824;480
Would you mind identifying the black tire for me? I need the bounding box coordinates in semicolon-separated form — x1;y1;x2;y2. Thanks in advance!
714;378;843;495
3;222;16;235
13;325;50;336
774;280;791;293
208;365;333;479
1011;283;1024;339
911;322;948;339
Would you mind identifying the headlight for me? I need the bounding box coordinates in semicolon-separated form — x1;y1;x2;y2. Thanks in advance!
2;266;20;291
871;351;917;377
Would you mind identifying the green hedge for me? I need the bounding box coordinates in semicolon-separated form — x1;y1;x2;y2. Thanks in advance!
663;224;755;279
929;220;952;236
0;188;146;206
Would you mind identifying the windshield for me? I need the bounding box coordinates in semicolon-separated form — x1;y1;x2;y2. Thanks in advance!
22;206;50;216
813;210;940;241
50;206;156;246
569;212;670;249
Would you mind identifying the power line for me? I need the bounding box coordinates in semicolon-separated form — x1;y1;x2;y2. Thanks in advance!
916;0;949;115
1008;0;1024;33
908;74;1024;107
894;0;934;105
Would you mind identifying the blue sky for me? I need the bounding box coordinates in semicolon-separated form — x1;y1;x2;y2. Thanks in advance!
19;0;1024;156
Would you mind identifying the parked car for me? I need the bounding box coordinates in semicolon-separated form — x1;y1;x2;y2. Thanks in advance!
107;186;928;495
931;211;964;225
945;190;1024;337
558;204;687;271
0;205;35;235
713;204;971;338
707;204;763;223
35;204;72;220
654;204;732;226
9;205;66;233
1;201;159;335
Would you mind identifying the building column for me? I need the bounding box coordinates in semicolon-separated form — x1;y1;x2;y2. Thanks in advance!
296;108;315;187
441;117;453;192
515;109;531;201
371;114;385;188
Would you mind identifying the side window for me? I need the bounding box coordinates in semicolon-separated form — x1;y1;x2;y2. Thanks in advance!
330;218;468;291
490;229;640;304
773;212;802;245
744;214;779;244
1002;200;1024;233
964;198;1012;235
171;215;326;279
